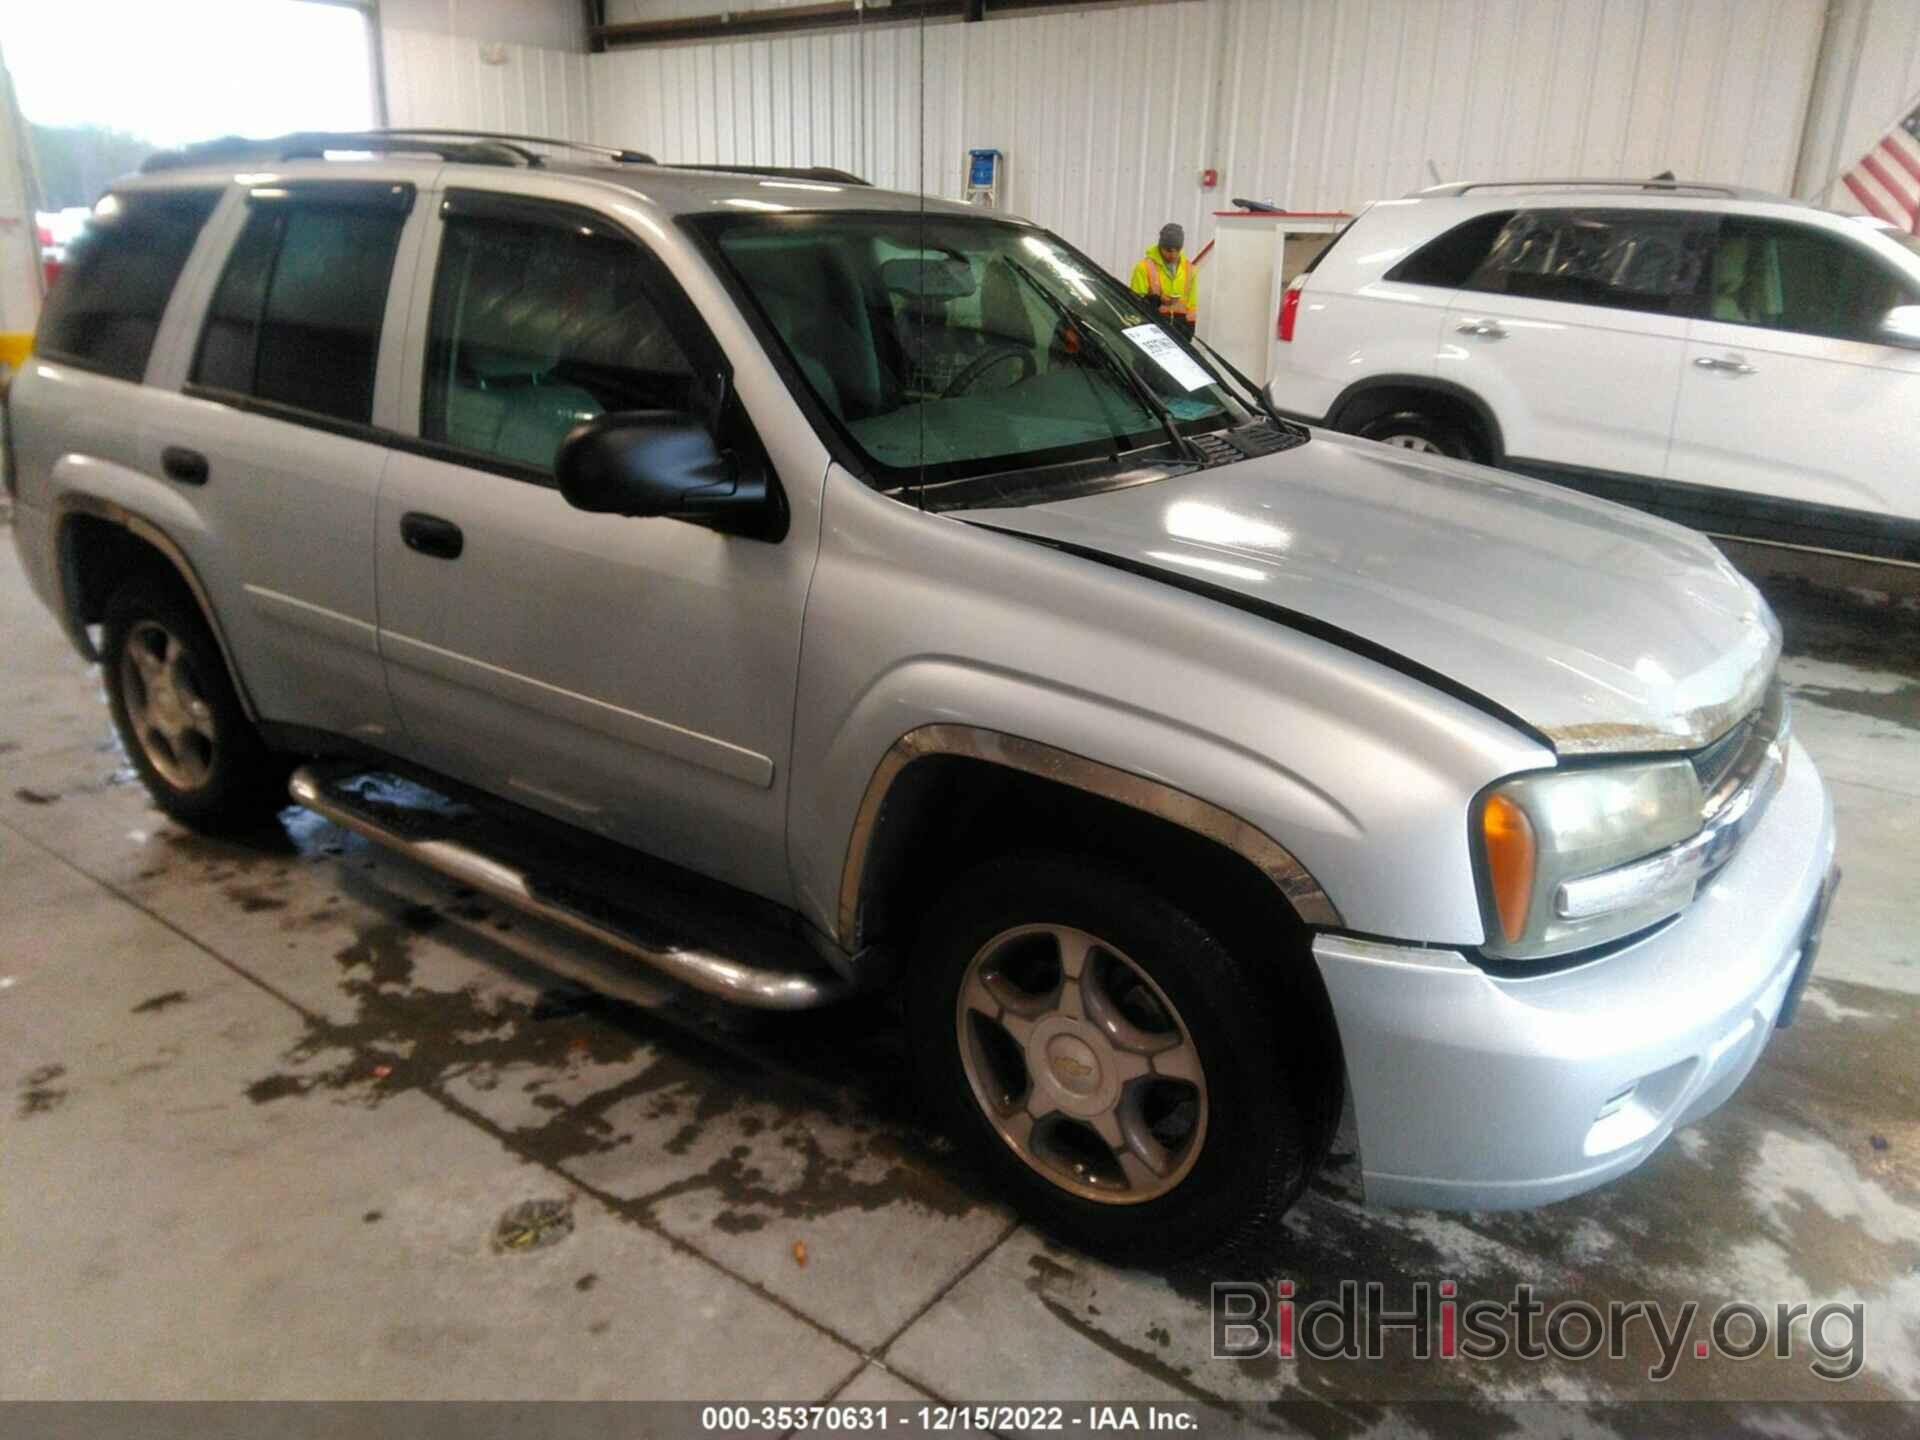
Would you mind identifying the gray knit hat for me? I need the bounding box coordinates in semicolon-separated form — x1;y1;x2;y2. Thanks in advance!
1158;222;1185;251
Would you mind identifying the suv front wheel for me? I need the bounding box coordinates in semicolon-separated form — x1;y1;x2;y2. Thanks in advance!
909;852;1315;1261
103;575;288;833
1356;409;1480;460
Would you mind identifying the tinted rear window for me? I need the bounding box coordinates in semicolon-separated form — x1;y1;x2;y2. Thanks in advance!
1458;209;1712;315
1387;211;1516;287
193;196;407;424
36;190;221;381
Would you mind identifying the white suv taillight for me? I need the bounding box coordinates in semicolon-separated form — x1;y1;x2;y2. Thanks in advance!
1277;275;1305;342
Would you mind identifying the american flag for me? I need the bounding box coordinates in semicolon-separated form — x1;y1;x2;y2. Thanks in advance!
1842;103;1920;233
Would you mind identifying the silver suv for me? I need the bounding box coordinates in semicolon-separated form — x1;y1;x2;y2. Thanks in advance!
4;132;1837;1258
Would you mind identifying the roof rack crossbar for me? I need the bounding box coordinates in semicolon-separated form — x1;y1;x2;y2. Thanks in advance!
669;163;872;187
139;130;879;190
371;127;657;165
140;131;537;174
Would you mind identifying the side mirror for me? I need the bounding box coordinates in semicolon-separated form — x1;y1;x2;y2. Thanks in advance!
1877;305;1920;348
554;410;782;539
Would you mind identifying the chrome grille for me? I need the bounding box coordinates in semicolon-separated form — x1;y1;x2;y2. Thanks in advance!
1694;678;1789;881
1690;709;1754;798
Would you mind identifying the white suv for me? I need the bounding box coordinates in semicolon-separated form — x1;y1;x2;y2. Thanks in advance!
1267;179;1920;565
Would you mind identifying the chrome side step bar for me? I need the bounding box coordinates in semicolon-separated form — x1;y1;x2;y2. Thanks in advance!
288;767;849;1011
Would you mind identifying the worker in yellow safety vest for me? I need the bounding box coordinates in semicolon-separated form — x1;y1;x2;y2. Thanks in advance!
1130;222;1197;331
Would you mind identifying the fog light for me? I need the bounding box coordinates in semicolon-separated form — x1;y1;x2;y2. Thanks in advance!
1594;1083;1636;1121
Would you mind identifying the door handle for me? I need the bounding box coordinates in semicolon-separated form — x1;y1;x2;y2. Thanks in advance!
1693;355;1756;376
400;511;464;560
161;446;209;486
1455;319;1508;339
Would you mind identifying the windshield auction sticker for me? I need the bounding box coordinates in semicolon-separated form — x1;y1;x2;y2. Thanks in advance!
1121;323;1215;392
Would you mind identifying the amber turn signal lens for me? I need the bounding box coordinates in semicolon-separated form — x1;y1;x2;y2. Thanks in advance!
1481;793;1537;944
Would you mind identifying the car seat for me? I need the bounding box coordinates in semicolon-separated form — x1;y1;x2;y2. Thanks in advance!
728;239;888;421
443;244;606;468
1711;238;1752;323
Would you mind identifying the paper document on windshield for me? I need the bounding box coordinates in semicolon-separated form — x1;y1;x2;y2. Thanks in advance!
1121;324;1214;392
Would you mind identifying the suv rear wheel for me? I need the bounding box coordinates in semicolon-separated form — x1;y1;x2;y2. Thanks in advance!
1356;409;1478;459
908;852;1315;1261
103;576;287;832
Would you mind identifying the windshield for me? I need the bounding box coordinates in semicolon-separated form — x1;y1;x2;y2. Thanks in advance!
695;212;1254;489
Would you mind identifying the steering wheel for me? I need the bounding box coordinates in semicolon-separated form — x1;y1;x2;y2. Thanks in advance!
943;343;1037;398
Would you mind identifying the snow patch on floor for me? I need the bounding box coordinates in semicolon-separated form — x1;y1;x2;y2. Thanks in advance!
1397;1213;1559;1285
1742;1130;1914;1247
1778;658;1910;695
1794;982;1884;1023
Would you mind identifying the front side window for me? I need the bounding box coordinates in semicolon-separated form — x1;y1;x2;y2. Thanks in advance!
1459;208;1712;316
1708;218;1919;342
697;213;1254;490
37;189;221;381
423;207;699;471
193;191;407;424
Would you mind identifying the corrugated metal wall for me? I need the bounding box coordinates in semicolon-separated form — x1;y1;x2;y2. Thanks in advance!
586;6;1224;274
383;25;594;140
583;0;1830;278
1796;0;1920;211
1215;0;1824;208
379;1;1835;277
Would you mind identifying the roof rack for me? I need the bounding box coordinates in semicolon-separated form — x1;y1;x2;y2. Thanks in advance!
140;130;540;173
371;128;657;165
1417;177;1757;199
670;163;872;187
139;130;875;190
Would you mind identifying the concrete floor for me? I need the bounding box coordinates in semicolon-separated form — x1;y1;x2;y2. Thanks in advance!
2;526;1917;1421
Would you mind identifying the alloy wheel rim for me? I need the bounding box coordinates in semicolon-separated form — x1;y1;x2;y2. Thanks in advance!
955;923;1208;1205
1383;433;1442;453
120;620;218;791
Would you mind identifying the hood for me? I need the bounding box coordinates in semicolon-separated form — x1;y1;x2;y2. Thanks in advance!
962;432;1780;755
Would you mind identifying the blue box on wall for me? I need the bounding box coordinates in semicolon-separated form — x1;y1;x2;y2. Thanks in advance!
967;149;1002;188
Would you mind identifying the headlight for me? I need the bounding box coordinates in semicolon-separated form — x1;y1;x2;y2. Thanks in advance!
1474;761;1703;961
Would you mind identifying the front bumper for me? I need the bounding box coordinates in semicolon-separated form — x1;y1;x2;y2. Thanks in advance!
1313;735;1835;1211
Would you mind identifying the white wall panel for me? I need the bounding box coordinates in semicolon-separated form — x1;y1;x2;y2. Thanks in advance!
382;0;585;53
590;6;1227;276
1214;0;1823;213
605;0;833;20
1796;0;1920;209
583;0;1827;278
383;26;594;140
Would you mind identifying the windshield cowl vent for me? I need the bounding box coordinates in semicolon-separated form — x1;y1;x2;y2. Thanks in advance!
1185;423;1308;469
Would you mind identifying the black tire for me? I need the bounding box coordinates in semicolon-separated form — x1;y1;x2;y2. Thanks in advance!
102;575;288;833
1356;408;1479;460
908;852;1316;1263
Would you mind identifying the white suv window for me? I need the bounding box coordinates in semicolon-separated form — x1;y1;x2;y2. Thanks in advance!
1386;210;1516;289
1707;217;1919;343
1455;208;1713;317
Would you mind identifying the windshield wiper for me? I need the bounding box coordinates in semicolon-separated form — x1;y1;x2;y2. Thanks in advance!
1002;257;1203;467
1186;331;1300;436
